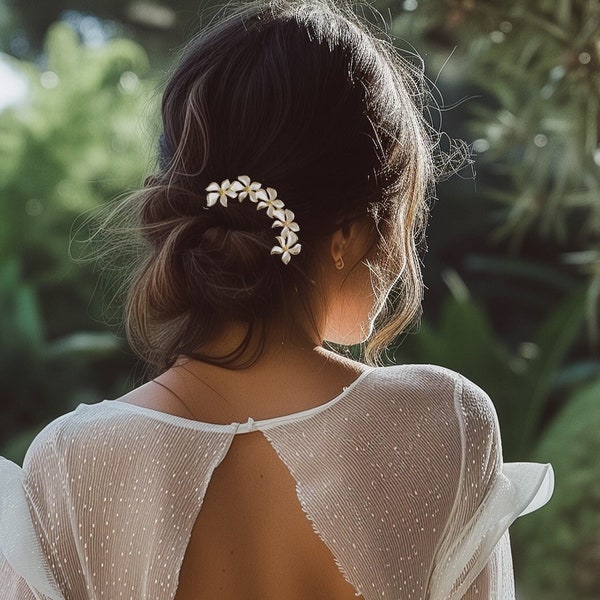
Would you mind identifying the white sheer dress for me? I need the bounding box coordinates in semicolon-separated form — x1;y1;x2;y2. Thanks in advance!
0;363;554;599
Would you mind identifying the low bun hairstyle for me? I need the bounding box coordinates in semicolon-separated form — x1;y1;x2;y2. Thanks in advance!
89;0;464;374
127;168;290;368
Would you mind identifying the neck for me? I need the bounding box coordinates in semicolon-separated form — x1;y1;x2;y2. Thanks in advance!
162;321;365;422
177;315;325;371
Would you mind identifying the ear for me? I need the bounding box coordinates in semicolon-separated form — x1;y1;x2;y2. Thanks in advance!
329;219;363;265
329;223;353;264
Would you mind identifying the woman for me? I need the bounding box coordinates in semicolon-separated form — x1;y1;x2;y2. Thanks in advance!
0;0;554;598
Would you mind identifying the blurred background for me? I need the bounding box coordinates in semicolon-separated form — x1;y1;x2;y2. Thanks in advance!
0;0;599;597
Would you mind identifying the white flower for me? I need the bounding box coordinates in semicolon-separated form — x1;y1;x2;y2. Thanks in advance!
205;179;244;207
205;175;301;264
257;187;285;217
236;175;266;203
272;208;300;237
270;230;302;265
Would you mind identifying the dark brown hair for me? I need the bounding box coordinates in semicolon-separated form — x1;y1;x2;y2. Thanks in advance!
88;0;459;374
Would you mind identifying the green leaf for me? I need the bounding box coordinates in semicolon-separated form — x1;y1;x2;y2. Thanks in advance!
511;375;600;598
519;285;588;451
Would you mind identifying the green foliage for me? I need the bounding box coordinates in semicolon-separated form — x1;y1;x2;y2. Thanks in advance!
3;0;226;70
0;22;157;268
0;259;45;399
511;376;600;599
0;258;128;464
0;22;157;451
388;0;599;239
0;19;159;310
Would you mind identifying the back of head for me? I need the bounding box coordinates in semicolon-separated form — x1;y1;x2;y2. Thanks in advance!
100;0;442;373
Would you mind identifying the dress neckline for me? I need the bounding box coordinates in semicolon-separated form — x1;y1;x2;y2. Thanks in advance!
95;366;378;435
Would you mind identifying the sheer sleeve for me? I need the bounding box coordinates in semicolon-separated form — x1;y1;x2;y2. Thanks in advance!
0;449;65;600
1;409;111;600
427;374;554;599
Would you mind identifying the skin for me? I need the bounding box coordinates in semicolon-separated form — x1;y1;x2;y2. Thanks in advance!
320;214;382;345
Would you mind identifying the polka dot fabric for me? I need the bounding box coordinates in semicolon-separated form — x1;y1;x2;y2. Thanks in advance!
0;364;554;599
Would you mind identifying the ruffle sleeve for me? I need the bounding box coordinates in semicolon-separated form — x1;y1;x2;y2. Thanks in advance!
427;374;555;599
0;456;65;600
502;461;554;517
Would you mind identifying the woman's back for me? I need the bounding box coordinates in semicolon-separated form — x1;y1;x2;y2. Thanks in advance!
123;353;371;599
174;418;362;599
117;359;456;600
1;362;553;599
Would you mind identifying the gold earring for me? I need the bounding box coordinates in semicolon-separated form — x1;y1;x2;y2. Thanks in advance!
335;257;344;270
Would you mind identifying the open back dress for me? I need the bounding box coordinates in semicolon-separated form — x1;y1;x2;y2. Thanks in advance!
0;363;554;599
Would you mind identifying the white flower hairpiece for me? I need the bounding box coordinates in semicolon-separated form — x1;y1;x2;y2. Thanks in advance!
205;175;301;265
